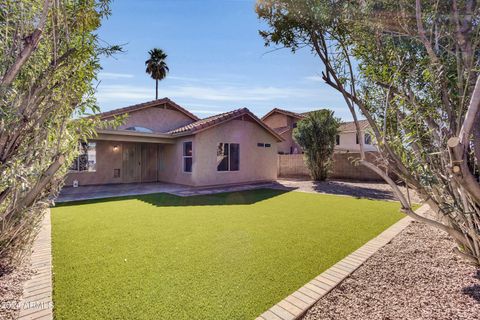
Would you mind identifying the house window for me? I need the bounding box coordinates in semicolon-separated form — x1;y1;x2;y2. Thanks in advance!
336;135;340;145
356;133;359;145
217;143;240;171
257;143;271;148
183;141;193;172
292;122;297;129
69;142;96;172
364;133;372;145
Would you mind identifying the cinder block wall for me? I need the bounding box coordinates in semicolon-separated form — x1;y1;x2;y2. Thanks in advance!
278;152;384;181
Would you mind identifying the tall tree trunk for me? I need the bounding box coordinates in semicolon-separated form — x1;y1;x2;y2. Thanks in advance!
155;79;158;100
473;111;480;166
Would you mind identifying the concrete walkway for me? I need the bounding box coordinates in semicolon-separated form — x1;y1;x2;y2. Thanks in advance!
256;204;429;320
18;210;53;320
56;178;416;204
276;178;421;203
56;181;288;203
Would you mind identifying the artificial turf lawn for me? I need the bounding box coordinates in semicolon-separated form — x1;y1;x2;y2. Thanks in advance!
51;189;404;320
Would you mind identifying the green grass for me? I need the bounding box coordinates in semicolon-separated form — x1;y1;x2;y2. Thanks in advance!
51;189;404;320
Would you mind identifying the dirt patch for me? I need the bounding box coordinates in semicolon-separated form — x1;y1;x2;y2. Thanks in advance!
0;258;33;320
302;221;480;320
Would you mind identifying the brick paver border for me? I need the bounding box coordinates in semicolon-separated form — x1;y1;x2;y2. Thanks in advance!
18;209;53;320
256;204;430;320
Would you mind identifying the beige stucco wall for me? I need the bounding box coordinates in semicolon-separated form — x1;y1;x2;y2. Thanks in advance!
191;119;278;186
65;140;124;186
157;136;196;186
277;129;300;154
263;113;302;154
104;107;194;133
335;131;377;152
66;118;279;187
263;113;288;128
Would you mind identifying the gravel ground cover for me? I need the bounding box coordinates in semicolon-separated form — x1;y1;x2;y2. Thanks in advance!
0;258;33;320
302;221;480;320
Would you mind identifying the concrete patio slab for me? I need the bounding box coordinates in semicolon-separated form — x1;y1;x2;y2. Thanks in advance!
56;181;290;203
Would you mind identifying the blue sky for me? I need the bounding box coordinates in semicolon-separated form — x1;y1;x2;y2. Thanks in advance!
96;0;350;120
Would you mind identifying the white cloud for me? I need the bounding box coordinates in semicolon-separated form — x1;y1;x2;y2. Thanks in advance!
170;85;315;102
168;76;208;83
96;84;319;104
98;72;134;79
305;75;323;82
95;82;352;119
97;85;152;101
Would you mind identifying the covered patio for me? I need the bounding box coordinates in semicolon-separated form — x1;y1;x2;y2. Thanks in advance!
66;129;175;187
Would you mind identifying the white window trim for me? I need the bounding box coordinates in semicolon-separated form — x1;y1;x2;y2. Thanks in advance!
183;141;193;173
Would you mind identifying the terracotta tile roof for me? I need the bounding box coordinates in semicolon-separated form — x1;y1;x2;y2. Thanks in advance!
168;107;284;142
261;108;305;121
273;126;291;135
339;119;370;132
95;98;200;121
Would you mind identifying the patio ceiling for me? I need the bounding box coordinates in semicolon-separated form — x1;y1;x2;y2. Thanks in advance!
96;129;176;144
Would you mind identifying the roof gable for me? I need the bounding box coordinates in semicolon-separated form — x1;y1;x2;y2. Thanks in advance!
339;119;370;132
261;108;305;121
169;108;284;142
97;98;199;121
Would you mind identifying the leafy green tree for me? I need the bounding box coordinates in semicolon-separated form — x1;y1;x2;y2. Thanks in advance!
293;110;340;181
145;48;169;100
0;0;120;264
257;0;480;264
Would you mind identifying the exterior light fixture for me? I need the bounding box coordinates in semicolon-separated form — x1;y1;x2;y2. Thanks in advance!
113;145;119;152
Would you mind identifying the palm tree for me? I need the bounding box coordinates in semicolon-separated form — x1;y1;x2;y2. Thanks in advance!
145;48;169;99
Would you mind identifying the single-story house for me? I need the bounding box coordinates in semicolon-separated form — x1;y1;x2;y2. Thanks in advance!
66;98;283;187
261;108;377;154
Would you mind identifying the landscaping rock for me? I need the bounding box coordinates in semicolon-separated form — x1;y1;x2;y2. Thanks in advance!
0;258;33;320
302;221;480;320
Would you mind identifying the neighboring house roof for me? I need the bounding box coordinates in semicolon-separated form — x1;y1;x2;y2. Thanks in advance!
262;108;371;134
339;119;370;132
261;108;305;121
273;126;291;135
95;98;200;121
169;107;284;142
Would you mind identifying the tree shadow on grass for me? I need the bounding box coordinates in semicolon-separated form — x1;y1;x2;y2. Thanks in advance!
311;180;396;201
54;188;292;208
